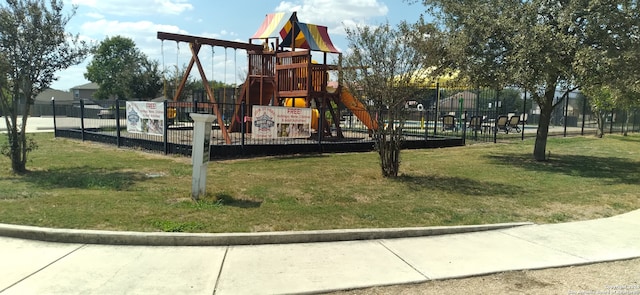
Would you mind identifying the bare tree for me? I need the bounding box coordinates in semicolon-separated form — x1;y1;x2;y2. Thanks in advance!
0;0;89;173
342;22;433;177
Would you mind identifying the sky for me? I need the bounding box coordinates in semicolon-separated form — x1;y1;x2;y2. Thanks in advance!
51;0;427;92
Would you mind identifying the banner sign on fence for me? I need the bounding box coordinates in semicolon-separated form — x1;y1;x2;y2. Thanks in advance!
126;102;165;136
252;106;312;139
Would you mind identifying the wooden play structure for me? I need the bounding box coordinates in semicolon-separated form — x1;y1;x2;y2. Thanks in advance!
157;11;377;144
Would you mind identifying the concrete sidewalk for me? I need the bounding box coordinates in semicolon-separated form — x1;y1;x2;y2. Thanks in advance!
1;210;639;294
0;116;54;133
0;116;84;134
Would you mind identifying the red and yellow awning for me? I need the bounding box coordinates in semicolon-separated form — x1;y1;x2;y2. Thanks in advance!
251;12;340;54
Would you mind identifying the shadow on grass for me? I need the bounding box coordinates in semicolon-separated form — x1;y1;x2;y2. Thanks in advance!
485;153;640;184
395;174;531;197
266;154;329;161
215;193;262;208
25;166;145;190
610;135;640;143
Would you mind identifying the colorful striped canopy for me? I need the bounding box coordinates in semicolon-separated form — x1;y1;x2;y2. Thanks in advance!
252;12;296;39
251;12;340;54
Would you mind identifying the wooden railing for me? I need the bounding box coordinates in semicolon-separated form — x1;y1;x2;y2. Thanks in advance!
275;51;335;97
248;53;276;77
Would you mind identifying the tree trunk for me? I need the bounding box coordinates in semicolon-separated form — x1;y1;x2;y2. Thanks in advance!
533;87;555;161
623;109;631;136
594;110;605;138
378;139;400;177
534;110;550;161
6;95;31;174
8;125;25;173
375;110;401;178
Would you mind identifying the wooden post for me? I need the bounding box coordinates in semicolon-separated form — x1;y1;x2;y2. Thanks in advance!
190;43;231;144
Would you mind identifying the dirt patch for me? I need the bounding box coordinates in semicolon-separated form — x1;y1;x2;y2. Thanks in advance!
330;258;640;295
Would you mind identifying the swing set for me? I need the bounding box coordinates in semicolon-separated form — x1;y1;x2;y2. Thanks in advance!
157;31;263;144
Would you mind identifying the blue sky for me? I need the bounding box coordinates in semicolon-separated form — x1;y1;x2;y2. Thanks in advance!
52;0;426;92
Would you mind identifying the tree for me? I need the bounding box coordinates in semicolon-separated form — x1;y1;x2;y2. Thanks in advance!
582;85;615;138
342;22;433;177
129;58;163;100
574;1;640;137
411;0;640;161
0;0;89;173
85;36;162;100
586;86;640;137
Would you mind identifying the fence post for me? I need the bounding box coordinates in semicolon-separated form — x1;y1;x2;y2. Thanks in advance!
422;110;427;140
563;94;569;137
51;97;57;137
80;99;85;141
433;110;438;136
462;111;467;145
493;90;498;144
115;99;121;148
581;96;587;135
318;103;324;151
163;100;169;155
521;90;526;141
434;82;440;136
621;111;626;135
493;114;497;144
609;110;614;134
241;101;246;151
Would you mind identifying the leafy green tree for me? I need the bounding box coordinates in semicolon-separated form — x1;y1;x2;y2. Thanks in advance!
581;85;615;138
498;88;532;114
85;36;162;100
129;58;163;100
616;91;640;136
342;22;434;177
410;0;640;161
594;86;640;137
574;2;640;137
0;0;89;173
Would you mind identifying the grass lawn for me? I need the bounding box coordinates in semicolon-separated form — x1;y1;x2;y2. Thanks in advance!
0;133;639;233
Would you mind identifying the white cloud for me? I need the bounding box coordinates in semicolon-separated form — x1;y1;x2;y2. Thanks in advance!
85;12;104;19
71;0;192;16
275;0;389;35
80;19;185;40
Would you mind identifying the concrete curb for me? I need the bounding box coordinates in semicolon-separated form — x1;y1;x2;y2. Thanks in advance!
0;222;533;246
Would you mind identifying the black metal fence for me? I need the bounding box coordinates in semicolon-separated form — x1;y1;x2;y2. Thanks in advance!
50;85;639;158
51;99;465;159
407;85;640;141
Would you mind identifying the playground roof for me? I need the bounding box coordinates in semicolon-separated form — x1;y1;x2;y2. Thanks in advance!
252;12;340;54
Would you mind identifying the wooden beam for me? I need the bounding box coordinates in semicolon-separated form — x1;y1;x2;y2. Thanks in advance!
190;43;232;144
157;31;263;51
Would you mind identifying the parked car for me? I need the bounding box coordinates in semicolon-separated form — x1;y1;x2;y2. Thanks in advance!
98;109;115;119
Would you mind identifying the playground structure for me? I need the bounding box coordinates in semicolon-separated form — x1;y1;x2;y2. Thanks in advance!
157;12;377;144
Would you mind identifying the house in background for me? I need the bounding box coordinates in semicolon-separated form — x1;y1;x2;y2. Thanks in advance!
32;88;74;116
33;82;99;106
70;82;99;101
434;90;478;113
35;88;74;105
30;82;100;116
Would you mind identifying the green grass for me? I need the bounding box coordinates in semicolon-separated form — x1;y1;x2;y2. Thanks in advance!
0;133;639;233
